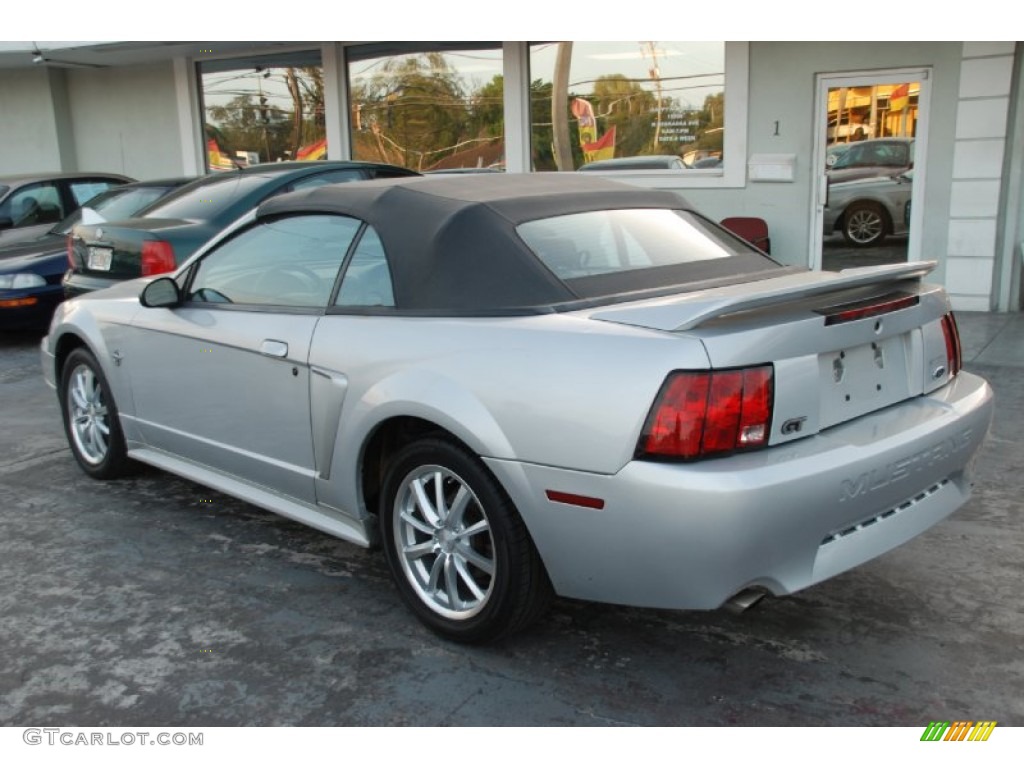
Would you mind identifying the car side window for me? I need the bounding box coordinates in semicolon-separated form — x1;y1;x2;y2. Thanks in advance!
836;145;864;168
334;227;395;308
69;180;119;207
188;214;360;309
0;182;64;227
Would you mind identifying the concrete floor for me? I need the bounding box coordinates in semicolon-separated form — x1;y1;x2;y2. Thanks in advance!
1;313;1022;727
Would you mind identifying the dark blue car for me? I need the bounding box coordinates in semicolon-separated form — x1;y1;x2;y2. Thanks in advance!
0;178;192;330
64;161;419;298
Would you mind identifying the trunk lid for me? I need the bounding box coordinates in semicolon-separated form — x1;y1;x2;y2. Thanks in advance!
69;219;207;280
589;262;957;446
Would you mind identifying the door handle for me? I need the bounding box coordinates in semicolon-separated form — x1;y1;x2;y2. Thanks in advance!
259;339;289;358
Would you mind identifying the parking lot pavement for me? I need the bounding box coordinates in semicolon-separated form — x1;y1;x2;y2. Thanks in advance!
1;315;1022;727
822;235;907;271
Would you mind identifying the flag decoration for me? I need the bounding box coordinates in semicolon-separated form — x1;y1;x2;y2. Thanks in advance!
583;126;617;163
207;138;237;171
890;83;911;112
296;138;328;161
571;98;616;163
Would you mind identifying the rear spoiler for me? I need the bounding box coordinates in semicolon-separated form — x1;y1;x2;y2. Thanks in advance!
590;261;938;332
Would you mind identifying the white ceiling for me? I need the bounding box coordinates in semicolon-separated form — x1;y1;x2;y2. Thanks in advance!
0;41;315;70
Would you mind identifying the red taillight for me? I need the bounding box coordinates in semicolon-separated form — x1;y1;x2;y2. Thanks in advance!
640;372;710;458
702;371;744;453
141;240;176;276
940;312;962;377
738;367;773;446
638;366;774;461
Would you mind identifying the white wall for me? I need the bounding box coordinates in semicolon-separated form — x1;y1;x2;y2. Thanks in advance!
66;61;183;180
947;42;1017;311
0;68;66;173
677;42;964;280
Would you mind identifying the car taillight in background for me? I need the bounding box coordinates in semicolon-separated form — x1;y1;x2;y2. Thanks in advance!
638;366;774;461
941;311;962;377
141;241;176;276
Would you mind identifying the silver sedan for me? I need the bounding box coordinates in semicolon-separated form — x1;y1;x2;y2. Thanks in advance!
824;170;913;247
41;174;992;643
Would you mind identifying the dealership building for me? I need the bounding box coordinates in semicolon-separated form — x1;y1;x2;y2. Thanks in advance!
1;41;1021;311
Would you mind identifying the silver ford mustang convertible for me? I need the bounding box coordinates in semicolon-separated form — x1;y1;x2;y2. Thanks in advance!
41;174;993;642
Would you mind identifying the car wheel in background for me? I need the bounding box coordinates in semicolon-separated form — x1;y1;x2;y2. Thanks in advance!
842;201;888;247
59;347;131;479
380;437;552;643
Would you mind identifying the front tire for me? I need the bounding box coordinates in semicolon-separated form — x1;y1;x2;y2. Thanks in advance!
380;438;552;643
59;347;131;479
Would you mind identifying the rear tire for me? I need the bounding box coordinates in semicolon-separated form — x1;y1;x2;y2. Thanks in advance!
59;347;131;479
380;437;552;643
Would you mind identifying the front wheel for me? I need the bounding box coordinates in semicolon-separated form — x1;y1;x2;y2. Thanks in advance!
380;438;552;643
59;347;131;479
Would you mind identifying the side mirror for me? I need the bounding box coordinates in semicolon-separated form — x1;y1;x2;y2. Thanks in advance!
140;276;181;308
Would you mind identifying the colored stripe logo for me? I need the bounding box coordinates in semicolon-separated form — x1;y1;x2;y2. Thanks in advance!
920;721;997;741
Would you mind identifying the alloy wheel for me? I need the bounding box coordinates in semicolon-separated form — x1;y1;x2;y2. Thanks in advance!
845;206;885;245
392;464;496;620
66;363;111;465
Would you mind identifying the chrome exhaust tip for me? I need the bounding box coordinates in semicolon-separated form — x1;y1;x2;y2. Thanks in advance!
724;588;768;615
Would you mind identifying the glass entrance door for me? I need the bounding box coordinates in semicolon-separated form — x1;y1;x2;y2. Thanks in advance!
811;72;930;272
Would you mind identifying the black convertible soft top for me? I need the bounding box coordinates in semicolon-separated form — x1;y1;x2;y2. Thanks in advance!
256;174;775;313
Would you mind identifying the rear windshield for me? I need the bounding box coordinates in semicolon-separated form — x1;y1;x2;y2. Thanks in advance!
55;185;176;234
93;184;175;221
516;209;780;299
142;173;276;220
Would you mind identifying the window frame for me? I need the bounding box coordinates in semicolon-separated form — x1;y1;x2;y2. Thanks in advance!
331;224;397;310
507;41;749;187
343;41;506;173
194;48;328;174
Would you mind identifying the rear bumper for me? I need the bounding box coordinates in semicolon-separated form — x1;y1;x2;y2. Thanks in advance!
485;372;993;610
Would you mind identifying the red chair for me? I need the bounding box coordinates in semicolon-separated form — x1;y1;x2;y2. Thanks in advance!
720;217;771;254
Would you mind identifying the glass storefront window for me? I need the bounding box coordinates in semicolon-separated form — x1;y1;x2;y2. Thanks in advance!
346;43;505;173
529;42;726;172
198;51;326;172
